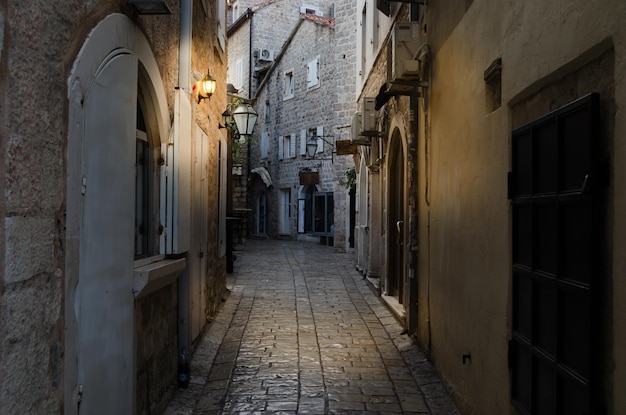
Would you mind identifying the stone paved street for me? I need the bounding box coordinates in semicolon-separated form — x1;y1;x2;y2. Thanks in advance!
164;240;461;415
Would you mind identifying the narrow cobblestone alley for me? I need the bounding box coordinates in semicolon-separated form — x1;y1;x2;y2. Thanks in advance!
164;240;460;415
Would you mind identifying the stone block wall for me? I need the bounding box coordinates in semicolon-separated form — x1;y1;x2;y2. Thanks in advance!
136;285;178;415
227;20;251;96
1;0;230;412
247;13;356;249
0;0;85;411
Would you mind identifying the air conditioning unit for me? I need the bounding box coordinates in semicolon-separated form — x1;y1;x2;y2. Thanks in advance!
387;21;422;95
360;97;379;137
350;112;371;146
259;48;274;62
300;6;324;16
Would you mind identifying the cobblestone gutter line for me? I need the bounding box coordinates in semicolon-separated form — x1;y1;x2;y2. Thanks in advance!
340;264;461;415
163;284;245;414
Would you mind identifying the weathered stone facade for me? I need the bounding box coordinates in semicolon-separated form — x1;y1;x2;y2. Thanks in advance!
355;0;626;414
0;1;230;413
228;0;357;252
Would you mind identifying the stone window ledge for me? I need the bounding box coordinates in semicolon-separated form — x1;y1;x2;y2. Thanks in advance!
133;256;186;300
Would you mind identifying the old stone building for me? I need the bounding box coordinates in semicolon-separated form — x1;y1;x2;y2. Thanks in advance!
355;0;626;414
0;1;231;413
227;0;357;251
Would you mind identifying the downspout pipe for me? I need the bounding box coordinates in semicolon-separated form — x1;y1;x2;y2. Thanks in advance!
180;0;192;91
248;8;253;98
177;0;192;364
407;3;420;337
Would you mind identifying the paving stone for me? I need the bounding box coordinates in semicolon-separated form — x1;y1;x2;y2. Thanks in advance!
163;240;460;415
297;400;326;414
359;386;395;396
265;401;299;411
365;401;403;412
328;400;366;411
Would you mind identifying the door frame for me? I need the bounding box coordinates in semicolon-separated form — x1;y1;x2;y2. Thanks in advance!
385;127;408;313
509;93;603;414
66;14;169;415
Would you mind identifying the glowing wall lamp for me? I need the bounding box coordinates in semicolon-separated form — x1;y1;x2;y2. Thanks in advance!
196;70;217;103
129;0;172;14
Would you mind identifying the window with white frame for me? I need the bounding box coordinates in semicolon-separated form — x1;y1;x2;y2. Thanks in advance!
307;56;320;89
284;70;294;100
279;134;296;159
288;133;296;158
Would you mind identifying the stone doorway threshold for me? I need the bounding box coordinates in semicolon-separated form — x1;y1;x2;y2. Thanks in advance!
381;294;406;326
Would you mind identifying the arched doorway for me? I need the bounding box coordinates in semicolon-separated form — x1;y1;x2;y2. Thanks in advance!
386;129;407;313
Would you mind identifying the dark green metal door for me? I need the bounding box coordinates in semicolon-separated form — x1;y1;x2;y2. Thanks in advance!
510;94;601;415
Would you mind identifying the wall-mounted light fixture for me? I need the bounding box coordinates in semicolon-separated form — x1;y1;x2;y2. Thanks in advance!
219;103;258;144
221;109;233;128
306;134;336;162
129;0;172;15
232;104;258;137
220;108;243;144
195;70;217;104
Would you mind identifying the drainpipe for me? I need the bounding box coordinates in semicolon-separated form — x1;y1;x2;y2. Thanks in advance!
248;8;253;98
177;0;192;366
407;3;420;337
180;0;192;91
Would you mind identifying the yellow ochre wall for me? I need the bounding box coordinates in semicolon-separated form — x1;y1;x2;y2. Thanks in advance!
416;0;626;413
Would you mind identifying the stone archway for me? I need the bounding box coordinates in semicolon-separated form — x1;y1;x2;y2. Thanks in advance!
386;128;407;305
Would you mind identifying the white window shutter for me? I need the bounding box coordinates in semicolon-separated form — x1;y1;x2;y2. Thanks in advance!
316;126;324;153
236;59;243;90
290;133;297;158
307;61;314;88
261;131;269;159
307;58;319;88
278;135;284;160
300;129;307;156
